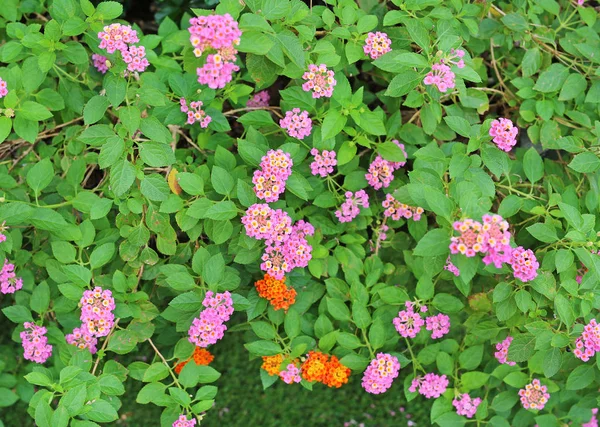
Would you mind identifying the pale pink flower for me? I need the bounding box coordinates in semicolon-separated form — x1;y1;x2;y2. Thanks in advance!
280;108;312;140
424;63;455;93
519;379;550;410
489;118;518;152
302;64;336;98
363;32;392;60
453;393;481;418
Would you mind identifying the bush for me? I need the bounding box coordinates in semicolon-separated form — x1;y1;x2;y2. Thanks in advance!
0;0;599;426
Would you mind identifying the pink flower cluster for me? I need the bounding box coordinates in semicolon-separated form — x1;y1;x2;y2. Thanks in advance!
480;214;512;268
426;314;450;339
0;78;7;98
92;54;109;74
180;98;211;128
574;319;600;362
0;221;6;243
80;287;116;337
583;408;599;427
253;150;293;203
310;149;337;177
302;64;336;98
424;63;455;93
444;257;460;276
453;393;481;418
188;291;234;347
578;0;586;4
173;415;197;427
382;194;424;221
122;45;149;72
446;48;466;69
189;15;242;89
508;246;539;282
363;32;392;60
1;259;23;294
335;190;370;223
494;336;516;366
98;23;139;54
519;379;550;410
242;204;293;244
450;218;485;257
489;118;518;152
247;91;270;108
20;322;52;364
280;108;313;140
393;301;426;338
361;353;400;394
365;140;407;190
409;373;449;399
66;326;98;354
279;364;302;384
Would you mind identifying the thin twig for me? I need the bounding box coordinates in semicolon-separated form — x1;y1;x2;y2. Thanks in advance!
91;318;120;375
223;106;283;119
147;338;183;389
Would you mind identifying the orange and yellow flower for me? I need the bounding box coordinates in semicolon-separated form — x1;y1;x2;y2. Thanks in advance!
301;351;329;383
255;274;297;312
322;355;351;388
261;354;284;376
174;347;214;374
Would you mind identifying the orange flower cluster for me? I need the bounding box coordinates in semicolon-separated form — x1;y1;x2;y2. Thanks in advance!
255;274;297;311
261;354;284;376
174;347;214;374
301;351;350;387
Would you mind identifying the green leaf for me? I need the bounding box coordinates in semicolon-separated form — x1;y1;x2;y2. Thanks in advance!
322;110;347;140
19;101;53;121
526;223;558;243
95;1;123;19
444;116;471;138
554;294;575;326
543;347;562;378
326;297;351;321
432;293;464;313
2;305;33;323
110;160;136;197
357;15;378;33
31;282;51;313
211;166;234;195
0;116;11;143
523;148;544;183
414;229;450;257
507;334;536;362
501;13;529;31
87;399;119;422
569;152;600;173
205;201;238;220
461;371;490;390
378;141;407;163
90;242;116;269
141;175;170;202
385;70;420;97
533;63;569;93
566;365;595;390
83;95;110;125
26;158;54;196
244;340;282;356
559;74;587;101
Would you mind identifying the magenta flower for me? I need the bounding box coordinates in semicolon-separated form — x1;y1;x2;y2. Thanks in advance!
423;63;455;93
180;98;211;128
188;14;242;57
366;138;407;189
574;319;600;362
188;291;234;347
279;364;302;384
450;219;485;257
446;48;466;69
196;53;240;89
91;54;109;74
20;322;52;364
335;190;369;223
494;336;516;366
280;108;312;140
241;204;293;244
173;415;197;427
1;259;23;294
453;393;482;418
310;148;337;177
393;301;425;338
509;246;539;282
252;150;293;203
0;78;7;98
80;287;116;337
519;379;550;410
480;214;512;268
361;353;400;394
302;64;336;98
363;32;392;60
66;326;98;354
444;257;460;276
122;45;149;73
425;314;450;339
259;222;313;280
409;373;449;399
247;91;270;108
489;118;518;152
381;194;424;221
98;23;139;54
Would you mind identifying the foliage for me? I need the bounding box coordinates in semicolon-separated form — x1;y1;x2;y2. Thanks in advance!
0;0;600;426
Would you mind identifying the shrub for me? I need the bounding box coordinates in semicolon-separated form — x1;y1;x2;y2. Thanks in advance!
0;0;599;426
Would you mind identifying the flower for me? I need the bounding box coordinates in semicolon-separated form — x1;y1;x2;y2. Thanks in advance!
92;54;109;74
424;63;456;93
66;326;98;354
80;287;116;337
494;336;516;366
280;363;302;384
450;219;485;257
280;108;312;140
335;190;370;223
196;53;240;89
241;204;292;244
489;118;518;152
363;32;392;60
173;415;197;427
1;259;23;294
301;351;329;383
425;314;450;339
310;149;337;177
122;45;149;72
519;379;550;410
252;149;293;203
446;48;466;69
509;246;539;282
98;23;139;54
393;301;425;338
174;347;214;374
453;393;482;418
322;355;351;388
409;373;449;399
20;322;52;364
444;257;460;276
381;194;424;221
262;354;284;376
180;98;211;128
255;274;297;312
247;91;270;108
361;353;401;394
188;14;241;57
0;221;7;243
366;156;395;190
574;319;600;362
188;291;234;347
480;214;512;268
0;78;8;98
302;64;336;98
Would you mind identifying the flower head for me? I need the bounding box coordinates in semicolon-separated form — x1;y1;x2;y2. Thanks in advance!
509;246;539;282
66;326;98;354
409;373;449;399
362;353;400;394
519;379;550;410
20;322;52;364
122;45;149;73
280;108;312;140
381;194;424;221
574;319;600;362
180;98;211;128
173;415;197;427
480;214;512;268
196;53;240;89
310;149;337;177
425;314;450;339
1;259;23;294
489;118;518;152
495;336;516;366
280;363;302;384
247;91;270;108
302;64;336;98
335;190;369;223
188;291;234;347
453;393;482;418
92;54;109;74
252;150;293;203
262;354;284;376
255;274;297;312
98;23;139;54
174;347;214;374
450;219;485;257
393;301;425;338
363;32;392;60
80;287;116;337
0;78;8;98
322;355;351;388
188;14;242;57
446;48;466;69
301;351;329;383
444;257;460;276
241;204;292;244
424;63;455;93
